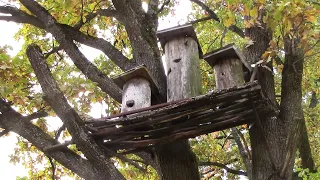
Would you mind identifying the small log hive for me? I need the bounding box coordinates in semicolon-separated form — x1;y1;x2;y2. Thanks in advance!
86;81;273;153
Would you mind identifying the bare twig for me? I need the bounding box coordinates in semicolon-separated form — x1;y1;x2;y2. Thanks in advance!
48;157;56;180
231;127;252;173
190;0;245;38
187;16;211;25
55;124;66;140
250;66;258;82
157;0;170;14
220;27;227;48
236;128;252;159
101;146;147;173
199;161;247;176
44;46;63;59
74;7;118;29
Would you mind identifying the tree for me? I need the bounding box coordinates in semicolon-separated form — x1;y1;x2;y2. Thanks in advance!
0;0;319;179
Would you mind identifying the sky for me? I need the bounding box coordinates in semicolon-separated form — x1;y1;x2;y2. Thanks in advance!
0;1;192;179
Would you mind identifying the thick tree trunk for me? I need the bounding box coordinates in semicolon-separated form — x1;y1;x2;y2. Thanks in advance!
277;37;305;179
244;26;287;180
299;92;317;172
246;24;308;179
299;120;315;172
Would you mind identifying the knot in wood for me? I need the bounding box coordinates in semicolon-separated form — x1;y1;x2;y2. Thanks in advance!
126;100;135;107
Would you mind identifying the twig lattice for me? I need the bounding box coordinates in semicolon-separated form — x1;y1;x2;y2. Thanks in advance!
85;82;274;153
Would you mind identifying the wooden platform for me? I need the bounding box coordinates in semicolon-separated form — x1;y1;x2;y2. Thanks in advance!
85;82;273;153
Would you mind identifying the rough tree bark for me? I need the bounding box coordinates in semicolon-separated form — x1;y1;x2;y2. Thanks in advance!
26;45;125;180
245;20;308;180
298;91;317;172
0;99;107;180
244;25;284;180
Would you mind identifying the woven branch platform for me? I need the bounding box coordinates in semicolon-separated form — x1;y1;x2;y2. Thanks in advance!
85;82;274;153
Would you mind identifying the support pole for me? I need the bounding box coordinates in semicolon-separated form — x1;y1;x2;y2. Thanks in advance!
204;44;252;179
156;24;202;180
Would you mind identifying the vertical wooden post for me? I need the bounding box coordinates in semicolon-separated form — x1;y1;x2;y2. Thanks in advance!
204;44;252;179
156;24;202;180
113;65;159;113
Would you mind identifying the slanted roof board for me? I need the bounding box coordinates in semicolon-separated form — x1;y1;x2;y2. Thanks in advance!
157;24;203;58
112;65;159;94
203;44;252;71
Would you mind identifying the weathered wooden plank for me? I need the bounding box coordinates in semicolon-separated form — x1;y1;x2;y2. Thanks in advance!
86;83;262;128
157;24;203;58
85;81;273;151
165;36;202;100
203;43;251;71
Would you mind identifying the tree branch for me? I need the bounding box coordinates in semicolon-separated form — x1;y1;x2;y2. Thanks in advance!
44;46;63;59
74;8;119;29
20;0;123;102
112;0;167;99
157;0;170;14
0;5;136;73
25;44;124;180
23;110;48;121
48;157;56;180
298;91;317;172
199;161;247;176
0;98;107;180
0;129;9;137
190;0;245;38
231;127;252;174
55;124;66;140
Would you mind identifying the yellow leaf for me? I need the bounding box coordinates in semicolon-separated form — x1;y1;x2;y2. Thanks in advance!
306;15;316;23
250;7;258;18
242;3;250;16
224;13;235;27
261;51;271;60
256;0;266;4
305;50;312;56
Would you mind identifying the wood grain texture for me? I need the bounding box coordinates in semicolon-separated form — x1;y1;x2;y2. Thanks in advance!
165;36;201;100
121;78;151;113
